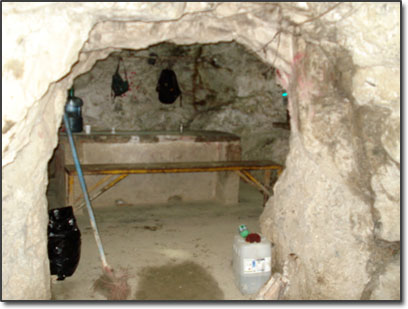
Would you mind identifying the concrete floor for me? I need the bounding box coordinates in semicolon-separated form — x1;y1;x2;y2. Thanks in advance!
50;181;267;300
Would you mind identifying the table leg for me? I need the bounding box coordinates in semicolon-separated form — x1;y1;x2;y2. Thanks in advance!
241;170;271;196
263;170;271;206
68;173;74;206
73;175;113;205
75;174;128;211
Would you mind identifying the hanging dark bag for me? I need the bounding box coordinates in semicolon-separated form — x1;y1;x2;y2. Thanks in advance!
111;57;129;98
156;69;181;104
48;206;81;281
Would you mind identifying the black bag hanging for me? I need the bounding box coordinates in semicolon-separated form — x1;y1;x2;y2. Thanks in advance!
111;57;129;98
156;69;181;104
48;206;81;281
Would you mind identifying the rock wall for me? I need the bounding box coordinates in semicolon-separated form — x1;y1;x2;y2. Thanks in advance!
73;42;289;163
260;2;400;300
2;2;400;300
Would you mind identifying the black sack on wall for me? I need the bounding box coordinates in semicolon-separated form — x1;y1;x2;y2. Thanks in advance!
156;69;181;104
48;206;81;281
111;57;129;98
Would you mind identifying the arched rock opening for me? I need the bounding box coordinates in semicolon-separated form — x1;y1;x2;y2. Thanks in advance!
2;3;400;300
72;42;289;162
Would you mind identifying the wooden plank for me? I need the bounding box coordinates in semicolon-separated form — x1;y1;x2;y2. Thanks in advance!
235;170;263;192
240;170;271;197
64;160;284;208
65;160;283;175
75;174;129;211
73;175;114;205
67;174;74;206
263;169;272;206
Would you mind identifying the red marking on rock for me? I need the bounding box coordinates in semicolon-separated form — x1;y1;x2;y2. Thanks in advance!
293;52;304;64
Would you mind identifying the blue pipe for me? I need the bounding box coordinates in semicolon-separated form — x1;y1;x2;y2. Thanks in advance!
63;113;110;270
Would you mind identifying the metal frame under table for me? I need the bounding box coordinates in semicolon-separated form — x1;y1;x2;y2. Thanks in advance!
65;160;284;210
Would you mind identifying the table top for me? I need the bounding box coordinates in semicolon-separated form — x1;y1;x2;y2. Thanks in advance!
60;130;241;143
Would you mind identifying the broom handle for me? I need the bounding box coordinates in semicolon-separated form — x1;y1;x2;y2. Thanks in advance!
63;113;111;271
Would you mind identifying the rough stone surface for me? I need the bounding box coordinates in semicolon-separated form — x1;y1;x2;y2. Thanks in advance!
2;2;400;300
261;8;400;298
370;255;400;300
371;162;400;242
73;42;288;164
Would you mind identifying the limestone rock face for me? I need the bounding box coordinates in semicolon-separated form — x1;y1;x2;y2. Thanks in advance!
261;2;400;299
371;163;400;242
370;256;400;300
73;42;288;163
2;2;399;300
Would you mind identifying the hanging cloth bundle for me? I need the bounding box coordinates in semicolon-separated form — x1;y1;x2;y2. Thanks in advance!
111;57;129;99
156;69;182;105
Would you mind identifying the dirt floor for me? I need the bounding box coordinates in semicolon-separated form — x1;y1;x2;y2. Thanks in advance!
49;181;267;301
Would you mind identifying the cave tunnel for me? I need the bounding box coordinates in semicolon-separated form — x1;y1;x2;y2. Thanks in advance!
2;2;400;301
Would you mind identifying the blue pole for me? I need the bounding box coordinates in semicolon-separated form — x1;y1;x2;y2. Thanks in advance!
63;113;110;270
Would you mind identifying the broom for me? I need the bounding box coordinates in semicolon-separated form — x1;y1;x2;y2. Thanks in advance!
63;113;130;300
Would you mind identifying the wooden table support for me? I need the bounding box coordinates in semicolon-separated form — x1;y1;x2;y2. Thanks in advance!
264;170;272;205
75;174;129;210
65;160;283;209
73;175;114;205
67;173;75;206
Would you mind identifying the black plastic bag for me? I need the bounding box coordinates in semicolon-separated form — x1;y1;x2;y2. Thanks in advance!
111;57;129;98
48;206;81;281
156;69;181;104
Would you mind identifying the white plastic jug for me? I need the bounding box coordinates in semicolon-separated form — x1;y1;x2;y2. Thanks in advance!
232;234;272;295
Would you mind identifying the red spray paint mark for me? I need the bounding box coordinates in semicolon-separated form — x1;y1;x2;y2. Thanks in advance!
293;52;304;64
276;68;290;89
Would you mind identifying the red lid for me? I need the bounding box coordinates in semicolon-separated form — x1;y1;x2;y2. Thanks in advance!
245;233;261;243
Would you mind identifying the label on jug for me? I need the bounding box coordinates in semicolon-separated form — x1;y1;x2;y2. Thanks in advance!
243;257;271;273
